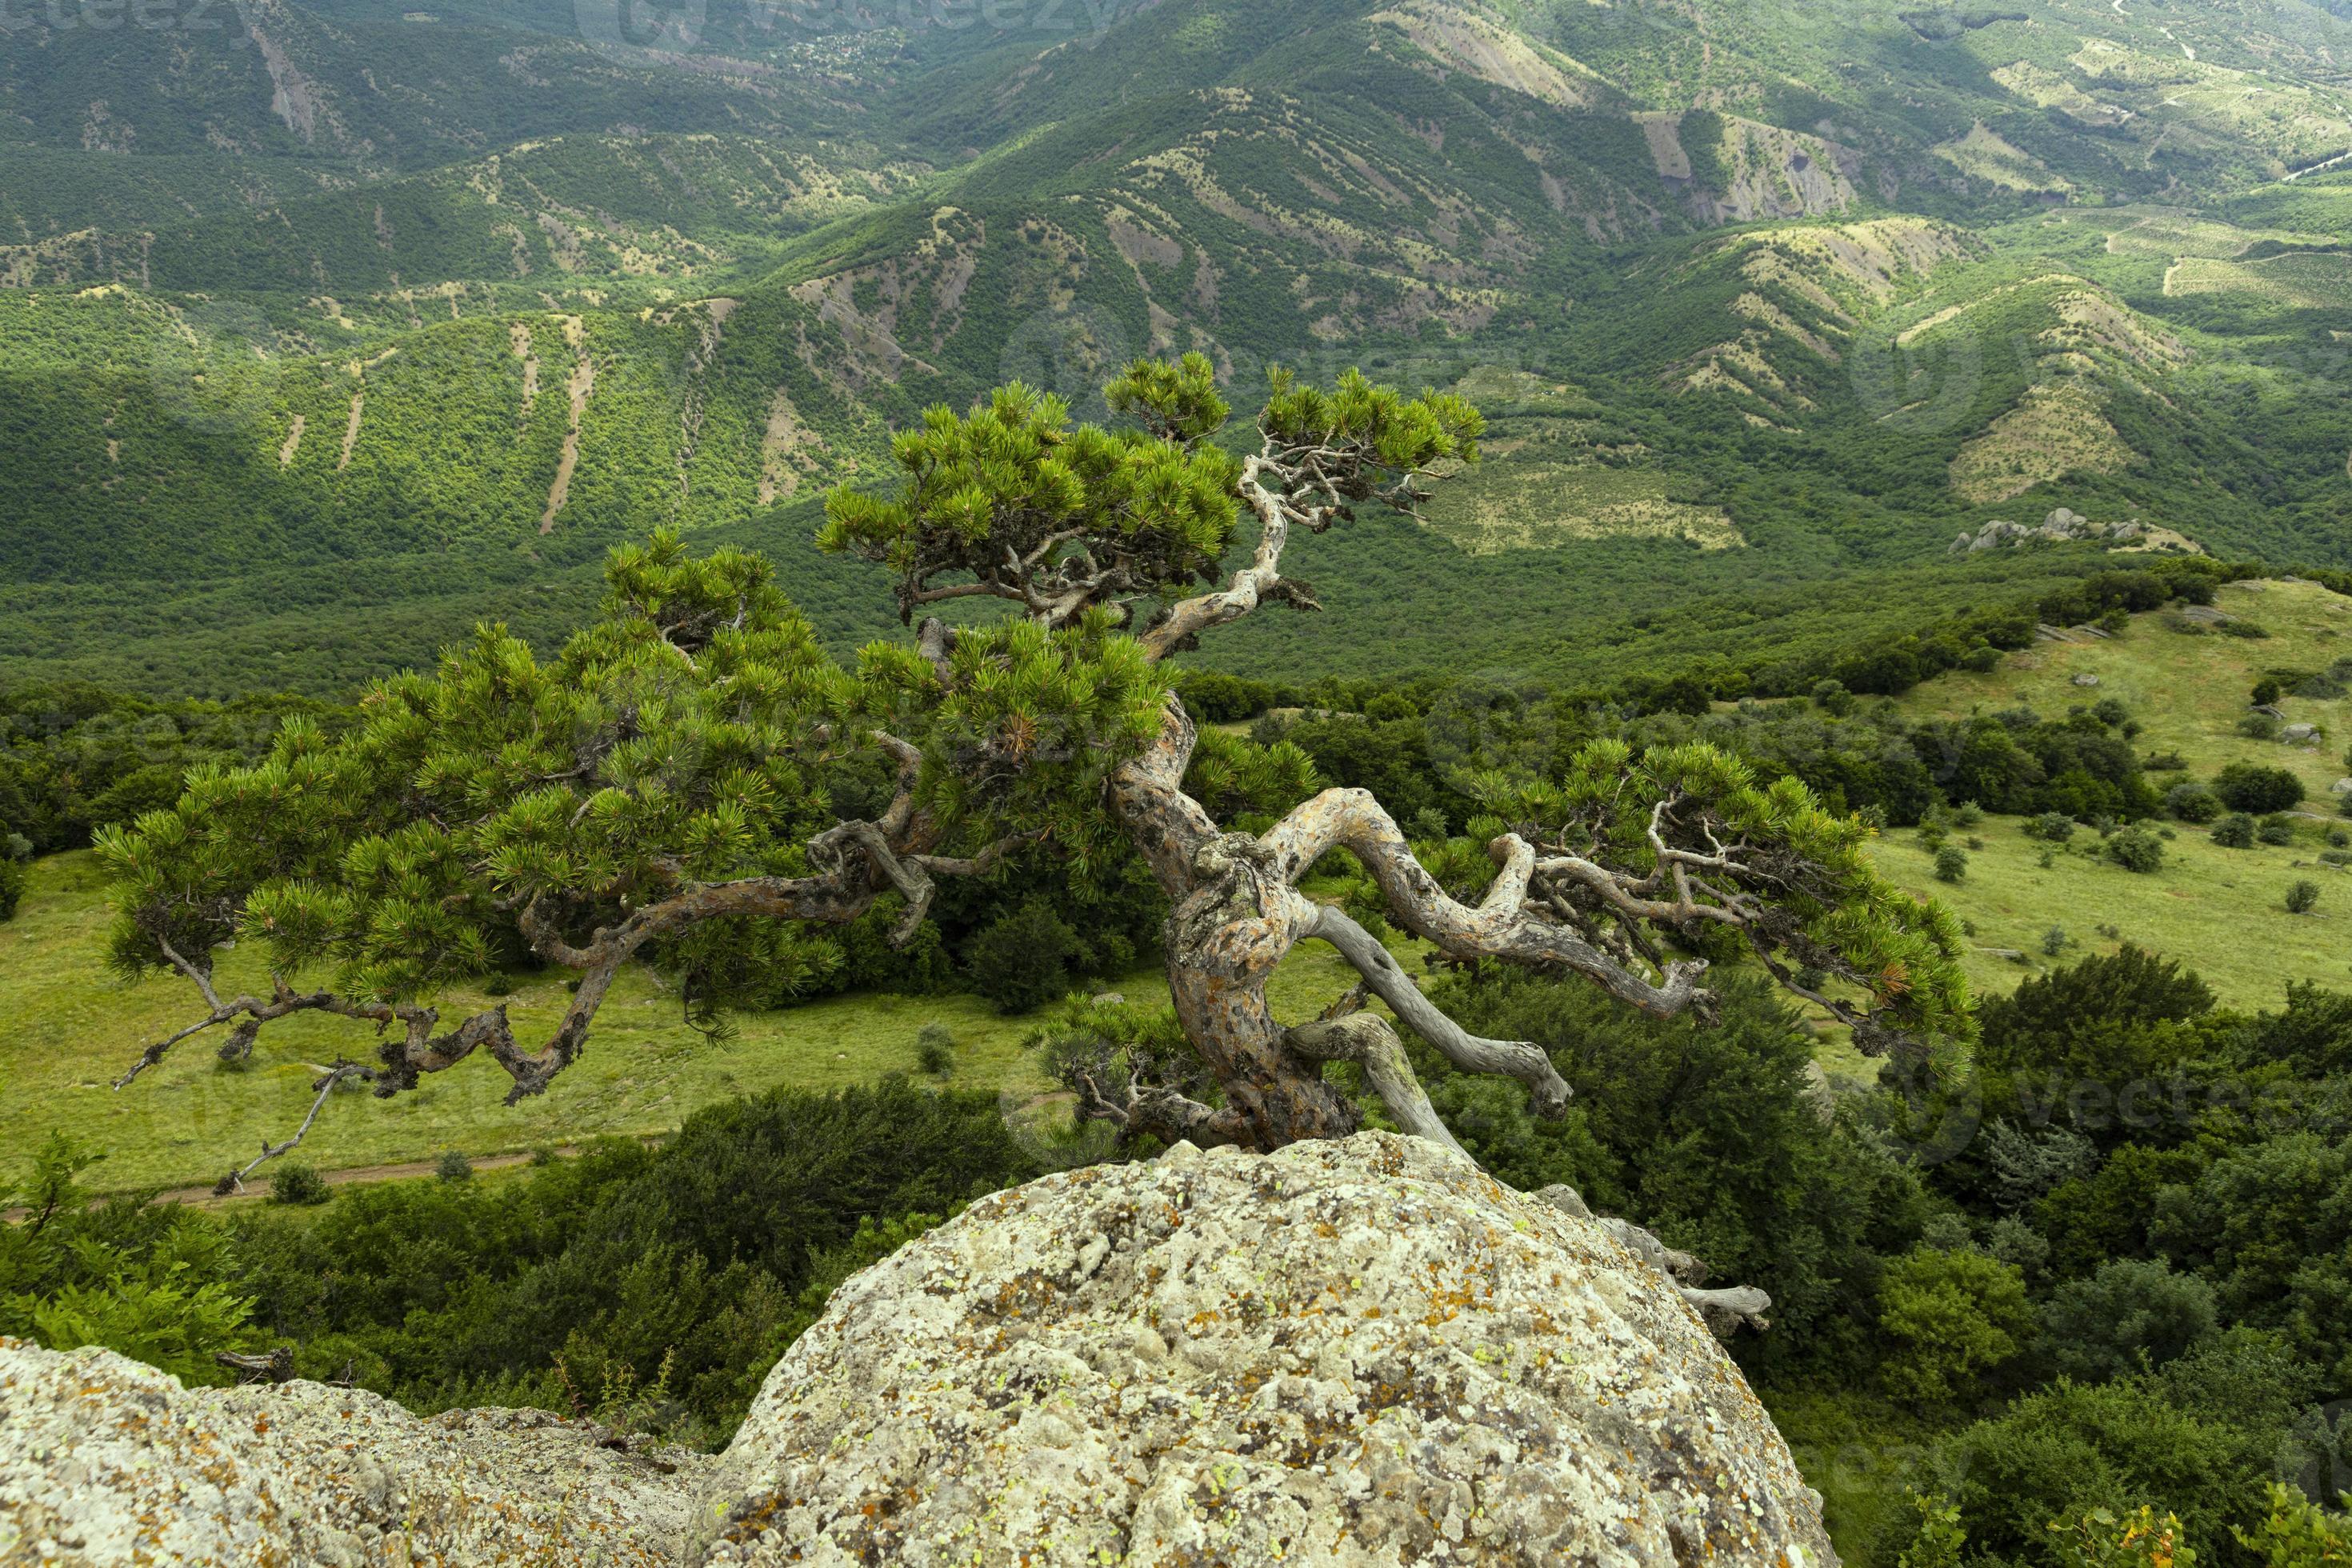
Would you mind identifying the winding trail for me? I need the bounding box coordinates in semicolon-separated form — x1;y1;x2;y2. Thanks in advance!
2284;146;2352;182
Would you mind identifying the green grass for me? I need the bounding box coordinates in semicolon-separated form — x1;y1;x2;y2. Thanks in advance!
1866;812;2348;1018
1886;578;2352;806
1801;577;2352;1073
1864;576;2352;1006
0;852;1378;1193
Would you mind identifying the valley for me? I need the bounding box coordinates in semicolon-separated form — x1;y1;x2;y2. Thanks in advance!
1;0;2346;698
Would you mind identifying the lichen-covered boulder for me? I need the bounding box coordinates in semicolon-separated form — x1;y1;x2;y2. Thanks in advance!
2;1135;1836;1567
694;1131;1834;1568
0;1338;710;1566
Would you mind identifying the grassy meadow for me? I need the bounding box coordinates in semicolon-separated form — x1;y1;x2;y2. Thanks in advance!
0;851;1376;1193
1886;577;2352;802
1867;811;2348;1014
1835;574;2352;1068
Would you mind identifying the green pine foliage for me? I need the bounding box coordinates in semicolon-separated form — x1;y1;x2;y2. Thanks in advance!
1875;1246;2035;1404
96;527;1173;1031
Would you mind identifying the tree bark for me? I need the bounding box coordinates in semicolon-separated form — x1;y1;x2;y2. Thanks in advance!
1107;697;1356;1149
1159;834;1362;1150
1104;702;1714;1154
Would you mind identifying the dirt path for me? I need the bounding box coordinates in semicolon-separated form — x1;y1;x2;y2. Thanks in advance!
2;1146;594;1221
539;317;592;534
2285;146;2352;182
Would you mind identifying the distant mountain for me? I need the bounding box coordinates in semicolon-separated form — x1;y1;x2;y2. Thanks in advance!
2;0;2348;694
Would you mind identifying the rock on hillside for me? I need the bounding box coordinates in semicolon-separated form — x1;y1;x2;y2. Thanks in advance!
694;1132;1833;1566
2;1133;1835;1567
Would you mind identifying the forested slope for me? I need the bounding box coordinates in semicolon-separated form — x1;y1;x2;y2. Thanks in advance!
2;0;2348;697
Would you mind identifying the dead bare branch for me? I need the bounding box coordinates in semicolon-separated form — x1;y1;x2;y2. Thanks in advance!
1285;1011;1470;1161
1303;904;1570;1118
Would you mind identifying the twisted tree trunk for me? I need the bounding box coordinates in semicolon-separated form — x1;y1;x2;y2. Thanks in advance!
1160;837;1362;1149
1102;694;1354;1147
1102;693;1570;1153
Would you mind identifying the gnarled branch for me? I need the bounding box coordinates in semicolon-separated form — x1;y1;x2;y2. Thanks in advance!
1263;787;1717;1023
1068;1061;1244;1150
127;802;1040;1186
1286;1011;1469;1161
1140;456;1307;660
1302;904;1570;1118
1534;1184;1773;1338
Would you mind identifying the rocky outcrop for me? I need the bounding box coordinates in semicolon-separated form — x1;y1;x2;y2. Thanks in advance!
0;1339;710;1565
698;1132;1830;1566
2;1134;1834;1568
1950;506;2149;554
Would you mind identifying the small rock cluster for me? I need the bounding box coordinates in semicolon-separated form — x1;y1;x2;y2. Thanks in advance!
3;1134;1837;1568
1951;507;2147;554
0;1342;709;1565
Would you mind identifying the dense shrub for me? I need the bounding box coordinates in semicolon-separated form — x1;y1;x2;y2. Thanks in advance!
0;681;339;856
1169;669;1290;723
1971;949;2213;1139
2213;763;2304;814
2151;1132;2352;1378
963;899;1088;1014
2040;1258;2218;1382
1271;710;1467;834
267;1163;332;1206
1934;1378;2272;1568
914;1022;956;1076
2103;824;2165;874
1876;1246;2033;1403
2164;783;2223;824
2213;814;2258;849
0;1135;261;1386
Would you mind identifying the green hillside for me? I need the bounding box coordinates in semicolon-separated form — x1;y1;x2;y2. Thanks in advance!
8;8;2352;1553
1861;575;2352;1010
2;0;2346;697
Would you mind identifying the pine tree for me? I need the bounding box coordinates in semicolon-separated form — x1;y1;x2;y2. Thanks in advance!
107;357;1969;1236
